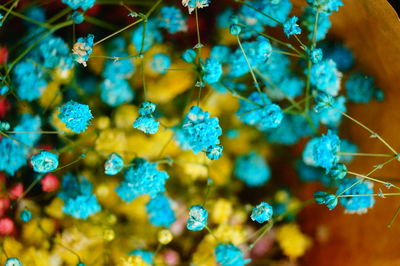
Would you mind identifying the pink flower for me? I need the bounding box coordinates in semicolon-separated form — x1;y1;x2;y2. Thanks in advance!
41;174;60;192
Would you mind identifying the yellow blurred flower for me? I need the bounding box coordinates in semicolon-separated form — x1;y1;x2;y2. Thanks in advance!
276;224;312;261
211;198;232;224
158;229;173;245
117;255;150;266
113;104;138;129
39;81;63;108
95;128;127;155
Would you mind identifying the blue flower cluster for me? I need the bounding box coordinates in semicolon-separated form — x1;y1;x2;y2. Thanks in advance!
131;19;163;52
30;150;59;173
20;209;32;222
336;178;375;214
234;151;271;187
115;158;169;202
158;6;187;33
314;191;338;210
13;61;47;101
251;202;273;223
5;258;22;266
151;53;171;74
306;0;343;14
301;8;331;41
186;205;208;231
58;100;93;133
345;72;381;103
310;59;342;96
201;58;223;84
133;101;160;134
100;78;134;107
303;130;340;170
237;92;283;131
182;0;211;14
58;173;101;219
214;243;250;266
61;0;96;11
283;16;301;37
146;194;176;227
177;106;222;157
104;153;124;175
72;34;94;67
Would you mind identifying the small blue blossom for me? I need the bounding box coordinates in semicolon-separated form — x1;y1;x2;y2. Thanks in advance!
151;53;171;74
178;106;222;153
5;258;22;266
345;72;377;103
283;16;301;37
251;202;273;223
201;58;223;84
0;13;3;27
313;91;333;112
215;243;250;266
230;24;242;35
234;152;270;187
321;42;354;72
102;54;135;80
115;158;169;202
0;138;28;176
237;92;283;131
182;0;211;14
0;85;8;95
306;0;343;14
158;6;187;33
58;100;94;133
20;209;32;222
310;59;342;96
210;45;231;64
104;153;124;175
139;101;157;115
0;122;10;131
63;194;101;219
318;95;346;128
128;250;154;265
14;114;42;146
72;11;84;24
337;178;375;214
100;78;135;107
301;8;332;41
313;191;338;210
131;19;163;52
37;36;73;69
13;61;47;101
72;34;94;67
30;150;59;173
327;163;347;180
133;115;160;134
61;0;96;11
308;130;340;170
206;144;223;160
308;48;323;63
186;205;208;231
146;194;176;227
182;49;196;63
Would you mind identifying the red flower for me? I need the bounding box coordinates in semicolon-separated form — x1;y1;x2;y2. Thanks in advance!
0;217;15;235
0;98;9;118
0;47;8;65
41;174;60;192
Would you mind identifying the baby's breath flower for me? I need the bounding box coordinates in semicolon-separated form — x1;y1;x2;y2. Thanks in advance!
283;16;301;38
104;153;124;175
251;202;273;223
30;150;59;173
72;34;94;67
58;100;93;133
182;0;211;14
187;205;208;231
214;243;250;266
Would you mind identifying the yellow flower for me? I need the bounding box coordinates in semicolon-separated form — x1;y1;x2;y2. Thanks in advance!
276;224;312;261
39;81;62;108
209;155;232;185
158;229;173;245
22;218;55;247
211;198;232;224
95;128;127;155
94;116;111;130
113;104;138;129
214;224;246;245
176;152;209;183
117;256;150;266
191;236;218;266
45;197;65;219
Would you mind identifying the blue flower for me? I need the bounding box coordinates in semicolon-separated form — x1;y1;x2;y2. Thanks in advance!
182;0;211;14
14;114;42;146
304;130;340;170
102;55;135;80
338;139;358;163
206;145;223;160
30;150;59;173
237;92;283;131
131;19;163;52
0;85;8;95
313;191;338;210
301;7;331;41
234;152;270;187
5;258;22;266
36;36;72;69
20;209;32;222
317;95;346;128
310;59;342;96
182;49;196;63
58;100;94;133
178;106;222;153
337;178;375;214
306;0;343;14
61;0;95;10
72;34;94;67
186;205;208;231
158;6;187;33
72;11;84;24
146;194;176;227
251;202;273;223
321;42;354;72
133;115;160;134
151;53;171;74
210;45;231;64
13;61;47;101
201;58;223;84
128;250;154;265
104;153;124;175
283;16;301;37
345;72;377;103
327;163;347;180
139;101;157;115
100;78;135;107
115;158;169;202
0;138;28;176
63;194;101;219
230;24;242;35
215;243;250;266
308;48;323;63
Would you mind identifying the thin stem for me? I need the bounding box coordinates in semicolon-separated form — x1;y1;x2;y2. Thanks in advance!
330;105;398;155
337;152;394;158
388;205;400;228
53;154;86;172
194;7;202;47
272;49;304;58
16;175;44;203
248;220;273;250
205;225;219;242
236;35;261;93
338;193;400;197
6;130;62;134
0;4;51;28
235;0;282;25
94;19;143;46
0;0;19;26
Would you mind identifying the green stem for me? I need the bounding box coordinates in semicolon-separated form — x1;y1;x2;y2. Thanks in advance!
347;170;400;190
337;152;394;158
236;35;261;93
0;3;51;28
